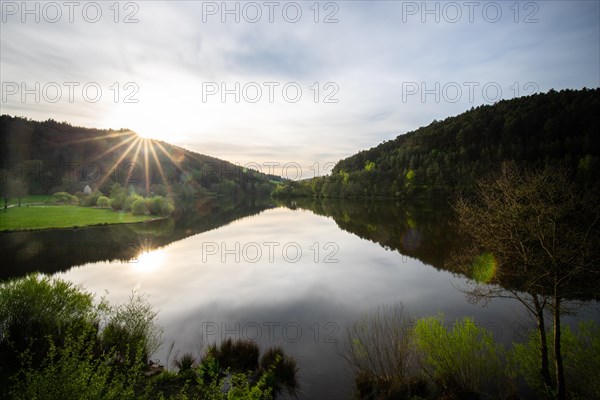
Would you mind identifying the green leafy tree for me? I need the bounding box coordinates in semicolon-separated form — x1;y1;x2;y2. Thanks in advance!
7;177;28;207
0;169;9;209
109;183;127;211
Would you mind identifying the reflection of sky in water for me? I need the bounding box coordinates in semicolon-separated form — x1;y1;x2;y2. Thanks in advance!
57;207;599;399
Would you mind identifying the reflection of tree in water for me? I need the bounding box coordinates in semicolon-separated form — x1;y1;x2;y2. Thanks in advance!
1;197;275;280
276;197;460;272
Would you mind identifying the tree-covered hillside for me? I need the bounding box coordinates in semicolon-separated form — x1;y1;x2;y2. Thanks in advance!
0;116;280;205
274;88;600;199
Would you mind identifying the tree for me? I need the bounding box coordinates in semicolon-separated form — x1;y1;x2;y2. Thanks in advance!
8;177;27;207
0;169;28;208
109;183;127;210
453;165;600;400
0;169;9;209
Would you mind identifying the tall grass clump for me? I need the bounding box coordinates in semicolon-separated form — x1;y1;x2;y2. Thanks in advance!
341;303;426;399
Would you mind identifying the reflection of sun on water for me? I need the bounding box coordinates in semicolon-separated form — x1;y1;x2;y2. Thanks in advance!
132;249;166;274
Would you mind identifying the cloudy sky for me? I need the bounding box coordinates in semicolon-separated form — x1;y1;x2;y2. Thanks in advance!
1;1;599;177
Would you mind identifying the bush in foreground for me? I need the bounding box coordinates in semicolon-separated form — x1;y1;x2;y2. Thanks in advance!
343;304;600;400
0;274;95;373
413;316;507;398
0;275;159;399
1;275;298;400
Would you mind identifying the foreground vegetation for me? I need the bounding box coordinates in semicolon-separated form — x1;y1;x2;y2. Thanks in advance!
0;275;298;400
3;274;595;400
342;304;600;400
338;166;600;400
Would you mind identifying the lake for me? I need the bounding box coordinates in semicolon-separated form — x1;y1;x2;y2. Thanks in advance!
2;198;598;399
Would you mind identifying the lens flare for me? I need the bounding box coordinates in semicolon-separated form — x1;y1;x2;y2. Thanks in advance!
472;252;497;283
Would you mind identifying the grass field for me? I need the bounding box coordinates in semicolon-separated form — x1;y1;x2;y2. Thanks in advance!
0;206;154;231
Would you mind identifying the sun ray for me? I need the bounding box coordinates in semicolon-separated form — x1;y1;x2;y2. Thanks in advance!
153;141;186;173
89;133;138;164
94;136;142;191
148;140;172;196
144;139;150;196
124;138;144;191
63;130;136;145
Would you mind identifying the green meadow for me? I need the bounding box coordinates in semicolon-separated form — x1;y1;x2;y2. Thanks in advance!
0;206;154;231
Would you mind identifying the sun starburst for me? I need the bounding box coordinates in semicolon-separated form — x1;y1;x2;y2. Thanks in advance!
61;128;185;198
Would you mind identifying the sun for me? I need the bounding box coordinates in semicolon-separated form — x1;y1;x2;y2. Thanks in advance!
132;249;166;274
135;130;154;139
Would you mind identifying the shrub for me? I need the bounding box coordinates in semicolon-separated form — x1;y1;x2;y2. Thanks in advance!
123;194;142;212
96;196;110;208
0;274;95;370
147;196;174;216
197;355;273;400
206;338;259;373
100;292;161;367
158;196;175;216
160;197;175;216
199;339;299;399
511;320;600;399
172;352;197;377
131;198;148;215
260;346;299;398
109;183;127;210
0;276;163;399
80;190;102;207
51;192;79;205
9;326;143;400
147;196;162;215
109;194;126;211
413;315;506;398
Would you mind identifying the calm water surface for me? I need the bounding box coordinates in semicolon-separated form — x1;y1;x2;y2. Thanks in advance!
4;200;598;399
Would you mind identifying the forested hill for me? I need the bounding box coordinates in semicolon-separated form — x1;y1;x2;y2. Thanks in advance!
275;88;600;199
0;115;279;199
